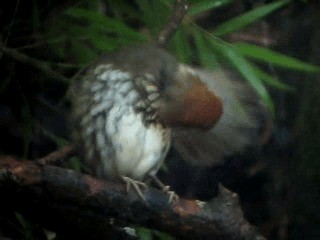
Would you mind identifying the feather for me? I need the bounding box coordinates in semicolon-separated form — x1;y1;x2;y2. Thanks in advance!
172;65;271;166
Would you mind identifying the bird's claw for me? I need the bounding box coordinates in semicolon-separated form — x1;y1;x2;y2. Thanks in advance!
122;176;147;201
195;200;206;208
161;185;179;204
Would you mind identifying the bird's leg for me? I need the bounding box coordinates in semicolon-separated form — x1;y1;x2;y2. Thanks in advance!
149;175;179;203
122;176;147;201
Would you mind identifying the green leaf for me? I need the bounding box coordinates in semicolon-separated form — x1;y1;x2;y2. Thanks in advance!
135;227;174;240
189;0;232;15
210;39;274;111
234;42;320;72
214;0;290;36
135;0;171;35
172;27;193;63
194;30;219;68
15;212;30;233
251;64;294;91
136;227;153;240
87;32;118;52
65;8;144;40
15;212;33;239
154;231;175;240
65;156;83;172
107;0;140;19
70;40;97;64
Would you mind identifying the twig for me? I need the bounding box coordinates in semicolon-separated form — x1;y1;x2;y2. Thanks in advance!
0;41;70;84
0;155;266;240
156;0;188;47
36;144;76;165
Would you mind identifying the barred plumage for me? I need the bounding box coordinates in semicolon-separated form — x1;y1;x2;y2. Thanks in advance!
69;45;270;181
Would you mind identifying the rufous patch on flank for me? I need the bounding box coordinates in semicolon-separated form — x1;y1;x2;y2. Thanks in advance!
181;75;223;129
158;74;223;129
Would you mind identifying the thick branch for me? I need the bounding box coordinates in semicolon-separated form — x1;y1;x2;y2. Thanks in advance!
0;156;265;240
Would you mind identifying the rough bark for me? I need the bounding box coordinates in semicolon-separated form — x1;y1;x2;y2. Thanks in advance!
0;155;265;240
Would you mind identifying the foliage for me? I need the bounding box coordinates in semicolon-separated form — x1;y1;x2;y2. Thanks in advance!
43;0;319;113
1;0;320;239
212;0;290;36
136;227;174;240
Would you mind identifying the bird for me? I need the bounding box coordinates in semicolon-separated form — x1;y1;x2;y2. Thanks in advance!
69;44;270;199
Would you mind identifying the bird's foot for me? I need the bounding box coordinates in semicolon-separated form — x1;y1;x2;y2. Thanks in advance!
162;185;179;204
122;176;147;201
150;175;179;204
195;200;206;208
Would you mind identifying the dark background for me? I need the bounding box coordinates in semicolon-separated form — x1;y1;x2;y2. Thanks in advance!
0;0;319;239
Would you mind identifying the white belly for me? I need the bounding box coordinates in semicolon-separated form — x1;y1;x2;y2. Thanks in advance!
103;105;171;179
76;64;171;180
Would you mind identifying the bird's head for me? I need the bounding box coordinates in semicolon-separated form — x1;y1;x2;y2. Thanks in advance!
158;64;223;130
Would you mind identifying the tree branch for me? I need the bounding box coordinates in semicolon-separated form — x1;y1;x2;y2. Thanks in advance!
156;0;188;47
0;40;69;84
0;155;265;239
36;144;76;165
